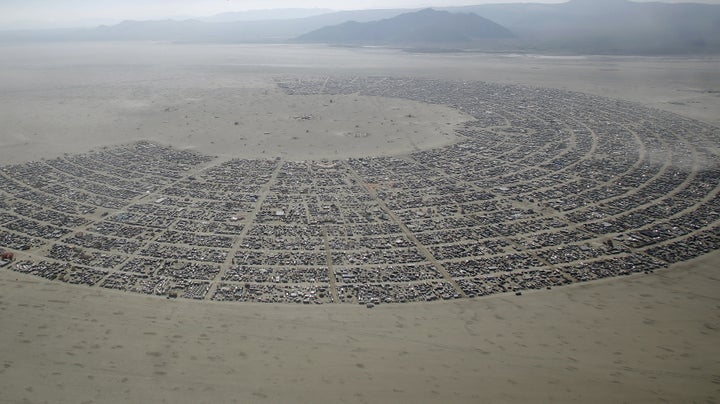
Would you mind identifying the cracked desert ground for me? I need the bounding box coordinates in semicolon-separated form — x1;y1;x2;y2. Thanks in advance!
0;43;719;403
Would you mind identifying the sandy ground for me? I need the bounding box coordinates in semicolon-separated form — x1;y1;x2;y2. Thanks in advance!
0;252;718;403
0;42;719;403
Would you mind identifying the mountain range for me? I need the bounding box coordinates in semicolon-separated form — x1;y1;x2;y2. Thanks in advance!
447;0;720;54
294;9;514;46
198;9;333;23
1;0;719;55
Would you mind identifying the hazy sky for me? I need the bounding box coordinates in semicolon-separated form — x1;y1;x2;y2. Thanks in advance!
2;0;719;28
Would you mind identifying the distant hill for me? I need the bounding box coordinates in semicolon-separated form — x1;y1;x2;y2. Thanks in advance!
294;9;514;45
444;0;720;54
198;9;333;23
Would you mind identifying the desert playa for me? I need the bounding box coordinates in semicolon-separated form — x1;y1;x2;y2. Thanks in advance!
0;251;718;403
0;43;719;403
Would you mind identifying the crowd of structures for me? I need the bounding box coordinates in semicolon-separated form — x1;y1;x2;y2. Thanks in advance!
1;76;719;305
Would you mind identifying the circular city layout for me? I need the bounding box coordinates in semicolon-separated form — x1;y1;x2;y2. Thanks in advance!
1;76;719;305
